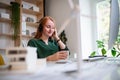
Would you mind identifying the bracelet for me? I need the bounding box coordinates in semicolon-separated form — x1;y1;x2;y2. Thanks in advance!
57;39;61;43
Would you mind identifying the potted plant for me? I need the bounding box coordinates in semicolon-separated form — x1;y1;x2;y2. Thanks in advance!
110;35;120;57
90;40;107;58
90;39;120;57
59;30;67;44
10;2;20;40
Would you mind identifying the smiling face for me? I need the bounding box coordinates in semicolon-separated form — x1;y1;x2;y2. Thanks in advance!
34;16;56;39
42;19;55;38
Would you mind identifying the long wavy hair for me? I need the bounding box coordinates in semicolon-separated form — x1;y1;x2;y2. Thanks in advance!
34;16;55;39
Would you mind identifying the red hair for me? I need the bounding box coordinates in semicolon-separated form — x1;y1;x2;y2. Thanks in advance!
34;16;55;39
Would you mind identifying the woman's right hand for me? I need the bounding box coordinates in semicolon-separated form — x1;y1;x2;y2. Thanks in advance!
47;51;69;61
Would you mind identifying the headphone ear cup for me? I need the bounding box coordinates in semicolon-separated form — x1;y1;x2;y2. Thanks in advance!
39;24;43;32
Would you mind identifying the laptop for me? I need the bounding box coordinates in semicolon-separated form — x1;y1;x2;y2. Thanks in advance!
83;55;106;62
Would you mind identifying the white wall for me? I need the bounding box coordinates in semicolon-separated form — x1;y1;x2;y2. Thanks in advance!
45;0;100;58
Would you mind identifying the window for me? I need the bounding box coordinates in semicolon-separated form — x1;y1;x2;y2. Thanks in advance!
96;0;120;56
97;0;110;44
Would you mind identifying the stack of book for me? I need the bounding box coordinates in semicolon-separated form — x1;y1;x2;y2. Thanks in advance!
6;47;37;72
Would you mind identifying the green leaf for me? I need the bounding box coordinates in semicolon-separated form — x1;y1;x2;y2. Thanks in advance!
90;51;96;57
111;48;117;57
96;40;104;48
101;48;107;56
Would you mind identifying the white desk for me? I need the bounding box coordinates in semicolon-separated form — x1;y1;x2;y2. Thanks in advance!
0;58;120;80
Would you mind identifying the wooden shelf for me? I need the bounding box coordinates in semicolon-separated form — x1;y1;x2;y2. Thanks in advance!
0;0;44;47
22;8;42;16
26;22;39;27
22;35;33;38
0;18;11;23
0;48;6;51
0;33;21;40
0;2;11;9
22;0;43;5
0;33;12;36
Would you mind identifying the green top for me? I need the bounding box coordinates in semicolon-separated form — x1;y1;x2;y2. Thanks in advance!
27;38;68;58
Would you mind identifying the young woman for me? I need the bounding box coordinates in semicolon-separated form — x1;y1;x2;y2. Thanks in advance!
27;16;69;61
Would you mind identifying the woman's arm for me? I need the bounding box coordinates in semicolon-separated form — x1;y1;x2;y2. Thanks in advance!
47;51;68;61
53;28;66;49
